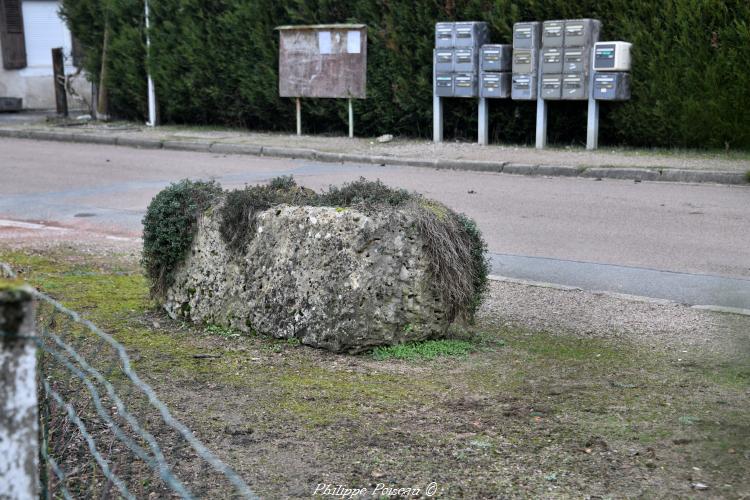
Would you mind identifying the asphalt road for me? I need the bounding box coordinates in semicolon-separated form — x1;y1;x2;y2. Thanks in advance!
2;138;749;308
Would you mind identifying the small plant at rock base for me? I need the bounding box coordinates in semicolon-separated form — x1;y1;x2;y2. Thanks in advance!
372;339;475;361
142;179;222;298
204;324;240;339
745;170;750;183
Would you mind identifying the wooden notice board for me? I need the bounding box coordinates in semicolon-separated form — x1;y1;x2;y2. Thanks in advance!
277;24;367;99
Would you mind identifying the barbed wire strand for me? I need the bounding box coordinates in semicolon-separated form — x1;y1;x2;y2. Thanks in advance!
2;261;257;499
37;335;194;498
28;281;258;498
42;379;136;500
45;455;74;500
40;311;193;496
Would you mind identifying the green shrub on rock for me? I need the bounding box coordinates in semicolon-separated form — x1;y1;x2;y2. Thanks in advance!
142;179;222;297
219;177;317;252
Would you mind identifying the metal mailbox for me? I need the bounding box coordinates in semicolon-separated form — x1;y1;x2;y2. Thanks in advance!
594;72;631;100
434;73;454;97
480;44;512;72
435;49;454;72
542;20;565;47
454;47;478;72
453;22;489;48
541;75;562;100
453;72;478;97
564;19;601;48
562;73;588;100
593;42;632;71
435;23;454;48
480;72;511;98
513;22;541;49
541;47;563;74
512;49;538;74
563;47;590;73
511;74;537;100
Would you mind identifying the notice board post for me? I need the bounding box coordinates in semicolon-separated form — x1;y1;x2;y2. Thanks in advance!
277;24;367;138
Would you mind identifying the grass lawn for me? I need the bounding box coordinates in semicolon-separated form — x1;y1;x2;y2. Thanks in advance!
2;248;748;498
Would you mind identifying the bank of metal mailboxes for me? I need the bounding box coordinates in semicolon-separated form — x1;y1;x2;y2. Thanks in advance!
454;47;478;72
454;22;489;48
594;72;631;100
541;75;562;100
564;19;601;48
562;73;588;100
541;47;563;74
481;44;512;72
513;22;541;49
563;47;591;73
512;49;538;74
480;72;511;98
542;20;565;47
511;74;537;100
435;49;454;72
453;72;478;97
435;23;454;48
435;73;454;97
594;42;632;71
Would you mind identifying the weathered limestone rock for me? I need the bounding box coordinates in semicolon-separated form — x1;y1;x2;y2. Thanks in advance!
164;205;452;353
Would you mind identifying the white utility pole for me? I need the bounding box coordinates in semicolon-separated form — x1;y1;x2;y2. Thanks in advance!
144;0;157;127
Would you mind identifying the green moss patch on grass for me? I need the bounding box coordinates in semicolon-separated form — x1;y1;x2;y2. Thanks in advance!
372;339;476;360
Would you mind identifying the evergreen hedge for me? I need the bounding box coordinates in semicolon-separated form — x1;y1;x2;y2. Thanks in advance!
61;0;750;149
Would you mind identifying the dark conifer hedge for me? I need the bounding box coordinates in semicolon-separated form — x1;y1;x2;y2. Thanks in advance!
61;0;750;149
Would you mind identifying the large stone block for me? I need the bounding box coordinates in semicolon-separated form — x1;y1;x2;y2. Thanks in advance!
164;205;452;353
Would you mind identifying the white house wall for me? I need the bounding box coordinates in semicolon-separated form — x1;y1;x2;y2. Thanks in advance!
0;0;91;110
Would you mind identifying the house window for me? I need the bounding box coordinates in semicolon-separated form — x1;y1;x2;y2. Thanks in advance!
22;0;71;68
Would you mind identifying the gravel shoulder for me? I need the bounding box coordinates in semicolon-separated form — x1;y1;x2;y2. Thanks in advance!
481;279;750;362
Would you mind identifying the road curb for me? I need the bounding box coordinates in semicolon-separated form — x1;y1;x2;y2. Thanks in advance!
163;140;213;152
691;305;750;317
115;136;163;149
1;127;747;187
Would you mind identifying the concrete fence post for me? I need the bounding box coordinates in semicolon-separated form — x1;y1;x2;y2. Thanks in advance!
0;281;39;499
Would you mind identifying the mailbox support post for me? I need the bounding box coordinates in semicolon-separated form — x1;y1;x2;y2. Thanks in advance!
478;97;489;145
535;62;547;149
586;51;599;150
296;98;302;136
348;98;354;138
432;53;443;143
433;95;443;143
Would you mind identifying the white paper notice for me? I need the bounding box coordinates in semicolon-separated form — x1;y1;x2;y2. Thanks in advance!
347;31;361;54
318;31;332;54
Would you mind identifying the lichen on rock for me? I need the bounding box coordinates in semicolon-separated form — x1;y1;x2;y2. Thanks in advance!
166;204;451;352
